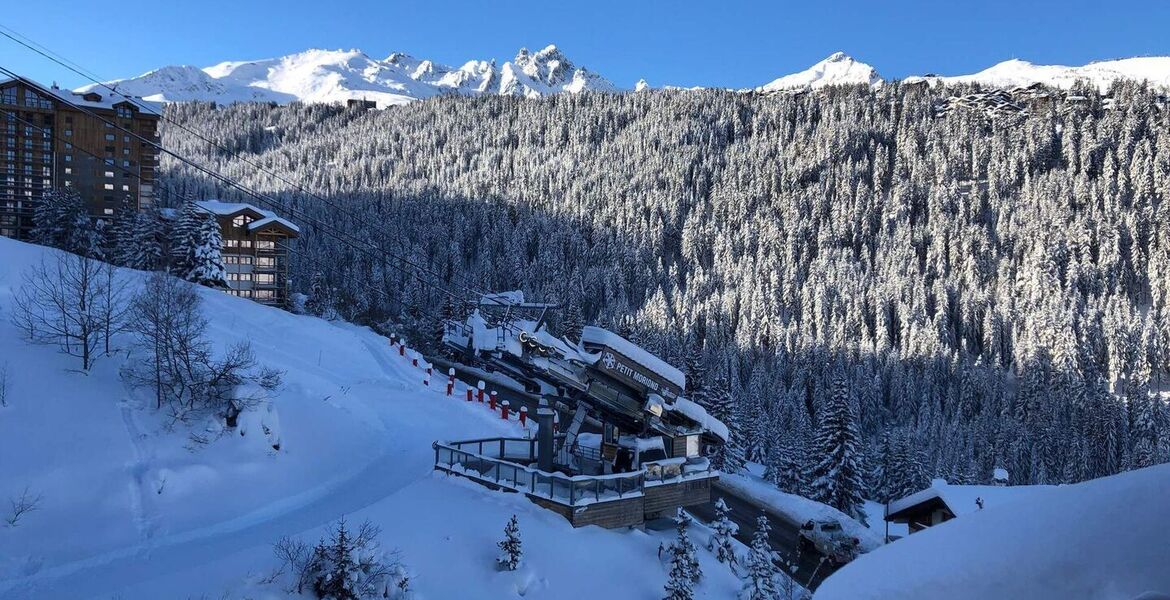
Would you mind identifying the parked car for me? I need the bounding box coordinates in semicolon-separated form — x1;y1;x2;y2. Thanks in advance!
798;519;860;565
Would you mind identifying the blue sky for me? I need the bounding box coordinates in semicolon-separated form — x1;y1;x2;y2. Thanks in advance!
4;0;1168;89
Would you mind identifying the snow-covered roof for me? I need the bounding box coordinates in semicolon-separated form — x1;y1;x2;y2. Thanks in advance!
479;290;525;306
247;215;301;234
580;326;686;391
819;465;1170;600
887;478;1056;519
194;200;300;235
665;397;728;443
2;76;163;114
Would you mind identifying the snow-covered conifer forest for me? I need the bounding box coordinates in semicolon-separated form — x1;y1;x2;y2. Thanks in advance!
159;80;1170;491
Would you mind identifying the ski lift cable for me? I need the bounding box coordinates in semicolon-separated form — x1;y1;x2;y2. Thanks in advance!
5;110;413;312
0;25;506;307
0;64;479;307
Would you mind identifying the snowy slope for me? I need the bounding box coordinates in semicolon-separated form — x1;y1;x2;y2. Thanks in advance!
0;236;740;599
815;465;1170;600
80;45;617;108
917;57;1170;91
757;52;881;92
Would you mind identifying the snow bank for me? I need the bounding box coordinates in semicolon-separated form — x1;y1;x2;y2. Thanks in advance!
720;465;882;551
816;464;1170;600
887;478;1054;518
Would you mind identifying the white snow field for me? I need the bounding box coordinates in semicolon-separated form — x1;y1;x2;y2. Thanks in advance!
0;236;741;599
815;463;1170;600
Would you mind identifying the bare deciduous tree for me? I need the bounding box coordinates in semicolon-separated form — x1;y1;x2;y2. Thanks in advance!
0;361;9;407
125;273;283;420
11;253;112;371
126;272;209;409
6;486;43;527
98;262;133;356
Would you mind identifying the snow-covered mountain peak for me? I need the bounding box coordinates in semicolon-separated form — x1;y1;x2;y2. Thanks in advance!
513;44;575;87
86;45;616;107
635;78;650;92
82;48;1170;108
757;52;882;92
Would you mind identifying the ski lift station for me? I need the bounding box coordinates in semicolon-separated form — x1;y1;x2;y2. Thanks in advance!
433;292;727;529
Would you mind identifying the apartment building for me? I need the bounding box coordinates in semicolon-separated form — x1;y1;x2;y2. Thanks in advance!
195;200;299;307
0;76;160;239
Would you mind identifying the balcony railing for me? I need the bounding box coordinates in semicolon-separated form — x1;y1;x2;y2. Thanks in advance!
433;436;716;507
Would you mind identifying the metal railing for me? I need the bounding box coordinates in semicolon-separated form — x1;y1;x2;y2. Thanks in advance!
433;436;718;506
434;438;646;507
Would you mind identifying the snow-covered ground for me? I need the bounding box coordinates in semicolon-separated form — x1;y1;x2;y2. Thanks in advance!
815;464;1170;600
0;237;741;599
720;464;883;552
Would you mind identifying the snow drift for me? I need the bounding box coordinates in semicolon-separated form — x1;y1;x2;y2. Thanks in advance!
815;464;1170;600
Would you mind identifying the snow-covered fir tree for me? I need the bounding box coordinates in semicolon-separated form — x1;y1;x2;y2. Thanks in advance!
168;201;204;277
684;337;707;406
664;508;702;600
181;213;228;288
305;270;339;320
809;363;867;521
764;435;807;496
496;514;522;571
127;209;167;271
30;188;99;257
289;518;406;600
560;302;584;343
708;374;745;473
742;514;779;600
707;497;739;568
159;82;1170;485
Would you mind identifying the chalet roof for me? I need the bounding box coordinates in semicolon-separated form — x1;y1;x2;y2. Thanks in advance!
886;478;1056;522
194;200;300;237
1;76;163;115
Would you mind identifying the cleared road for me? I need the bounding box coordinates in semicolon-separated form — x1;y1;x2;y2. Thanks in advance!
689;482;838;591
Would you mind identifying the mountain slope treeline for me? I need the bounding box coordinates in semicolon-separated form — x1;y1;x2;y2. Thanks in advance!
159;82;1170;496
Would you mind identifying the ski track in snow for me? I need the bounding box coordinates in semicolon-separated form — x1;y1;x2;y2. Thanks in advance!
118;397;160;544
0;337;430;600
